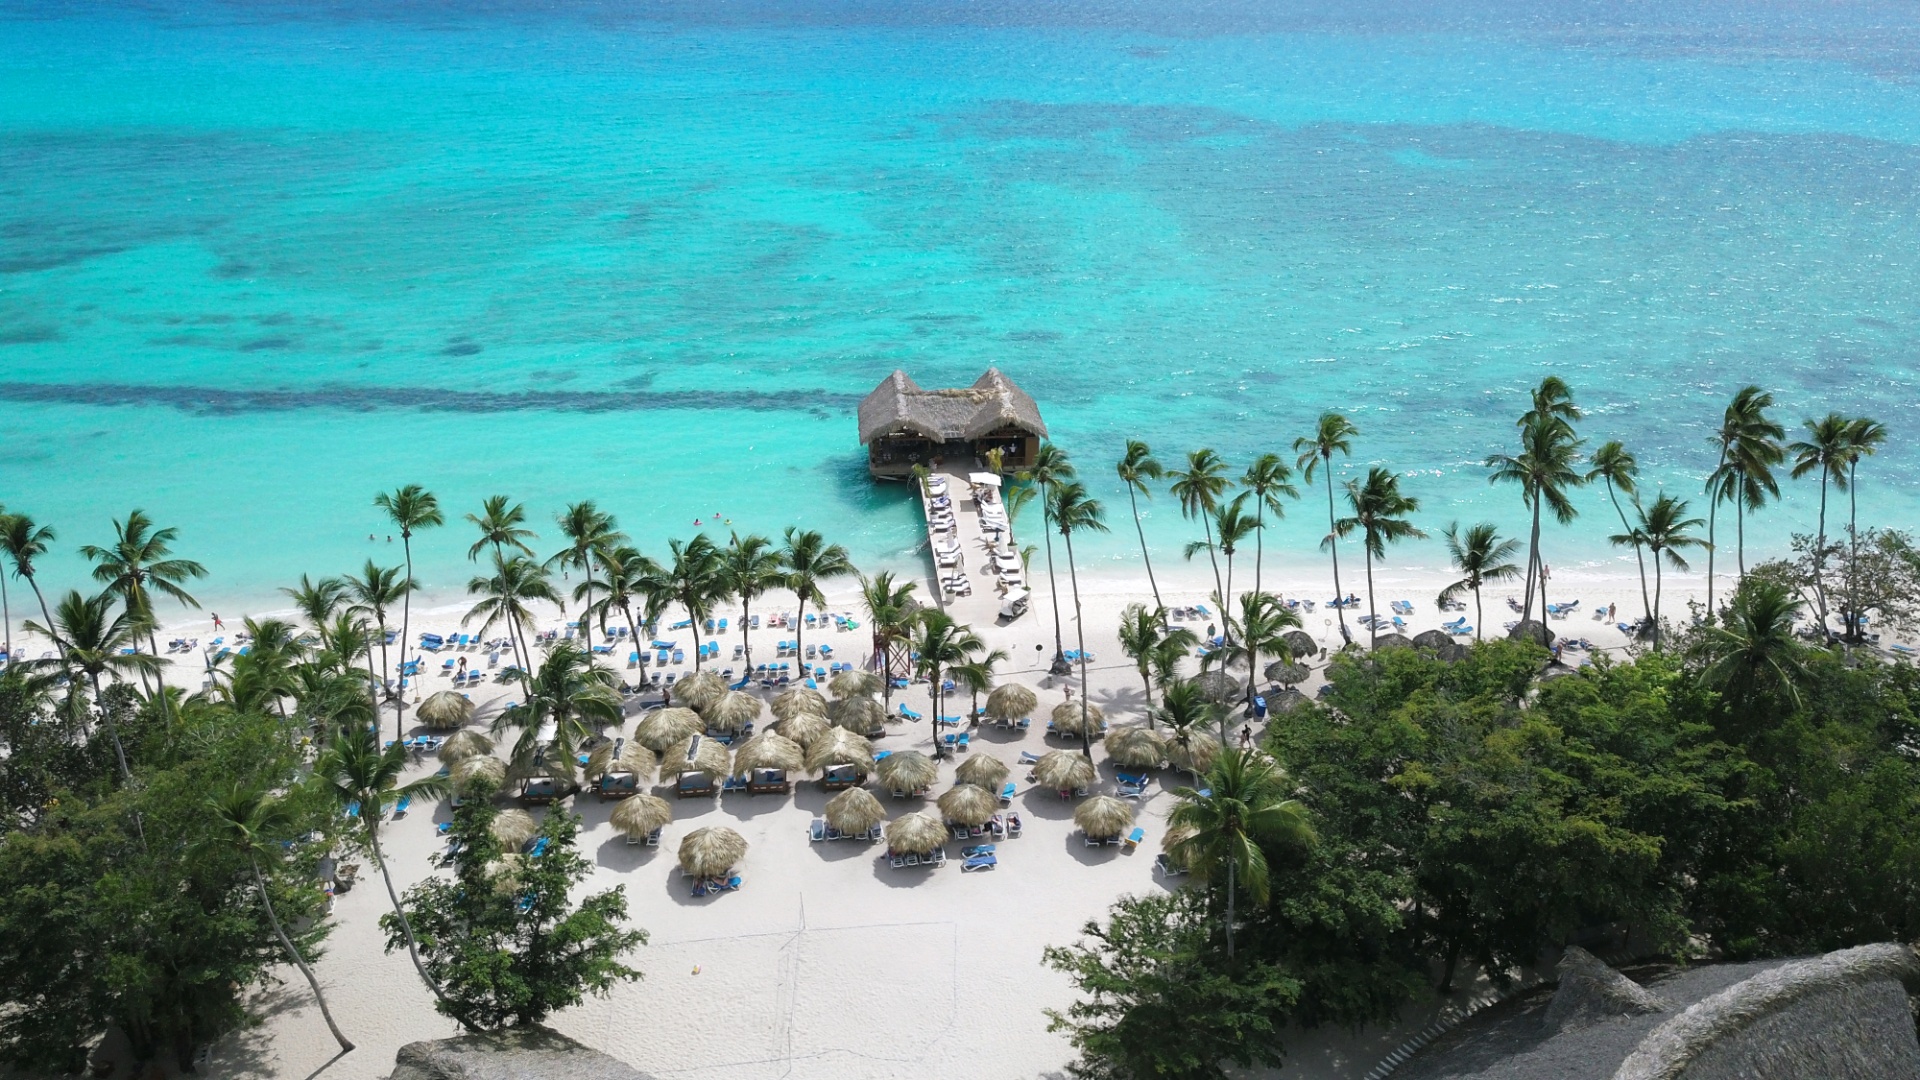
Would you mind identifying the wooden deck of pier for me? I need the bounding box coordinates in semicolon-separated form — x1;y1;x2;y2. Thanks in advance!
914;466;1029;627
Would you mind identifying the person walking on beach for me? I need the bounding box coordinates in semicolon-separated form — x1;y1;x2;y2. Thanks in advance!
211;612;224;630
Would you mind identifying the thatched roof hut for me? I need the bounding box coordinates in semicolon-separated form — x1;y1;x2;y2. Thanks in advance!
490;809;539;849
954;754;1009;792
437;729;494;766
633;707;704;753
1192;670;1241;706
824;787;886;836
828;694;886;734
672;670;727;712
771;710;830;748
417;690;474;731
1104;726;1166;769
1033;750;1096;793
1268;687;1310;713
731;732;804;776
985;683;1038;721
609;794;671;840
828;670;881;699
885;811;947;855
452;755;506;794
1166;732;1221;776
1051;699;1105;735
1264;660;1310;688
585;739;658;783
1075;795;1134;840
678;825;746;878
1282;630;1318;658
858;369;1047;478
660;735;730;782
771;686;829;721
704;690;763;734
804;728;874;774
1161;822;1196;869
877;750;938;794
937;783;997;826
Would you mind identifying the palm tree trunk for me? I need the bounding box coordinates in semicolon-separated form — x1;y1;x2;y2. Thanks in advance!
1064;530;1093;761
248;855;354;1053
2;569;12;664
1607;481;1653;629
1129;488;1162;612
1042;500;1065;663
1324;469;1348;639
687;600;704;672
1253;505;1265;609
375;619;393;729
365;822;466;1027
1365;547;1378;648
1737;502;1746;578
1201;516;1225;615
1225;858;1237;958
621;605;647;687
90;672;133;782
744;595;757;679
1653;556;1665;652
580;560;596;653
1848;462;1862;642
1474;585;1483;642
26;576;65;664
1139;663;1155;717
1524;498;1542;623
1706;459;1724;615
1813;472;1831;635
399;536;415;740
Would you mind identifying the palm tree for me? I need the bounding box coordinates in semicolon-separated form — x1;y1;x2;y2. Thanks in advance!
1219;590;1302;713
911;611;987;758
1788;414;1854;636
312;725;458;1020
1705;386;1782;612
1610;493;1706;651
25;590;161;781
1117;603;1195;714
1699;578;1806;713
283;574;348;630
1520;376;1581;430
316;611;375;683
658;535;723;670
1115;441;1167;611
1486;415;1582;622
859;571;919;716
548;502;625;652
373;485;442;710
343;561;410;736
1294;413;1359;642
466;554;561;689
1586;441;1651;625
217;617;306;716
1168;449;1232;612
1187;493;1258;629
1167;749;1315;957
0;508;10;661
0;512;59;662
1050;481;1108;758
1018;442;1077;667
491;641;622;788
1842;416;1887;642
1241;453;1298;606
1332;468;1424;648
1148;635;1190;704
782;527;855;675
585;544;663;675
951;647;1009;725
207;784;354;1054
720;532;783;675
80;509;208;666
1155;678;1220;783
1439;522;1521;641
465;495;536;562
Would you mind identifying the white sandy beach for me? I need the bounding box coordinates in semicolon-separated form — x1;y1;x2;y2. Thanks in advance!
17;540;1716;1080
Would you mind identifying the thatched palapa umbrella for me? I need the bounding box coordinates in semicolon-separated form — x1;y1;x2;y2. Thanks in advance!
824;787;886;835
705;690;763;734
731;732;804;776
1264;660;1310;688
1075;795;1133;840
771;686;829;721
610;794;671;840
634;707;703;753
954;754;1008;792
678;825;746;878
1283;630;1318;658
937;783;997;827
1161;822;1197;869
877;749;938;794
1051;699;1105;737
585;739;658;782
804;728;874;774
661;735;730;782
1192;670;1240;706
828;694;885;734
1412;629;1453;652
1166;732;1221;776
1033;750;1096;793
673;670;727;712
985;683;1038;722
1104;726;1166;769
491;809;539;849
452;755;506;793
417;690;475;731
885;811;946;855
772;710;830;748
829;669;881;699
1268;688;1309;713
438;729;494;766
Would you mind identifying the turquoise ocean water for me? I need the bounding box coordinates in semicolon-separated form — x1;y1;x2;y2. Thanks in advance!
3;0;1920;611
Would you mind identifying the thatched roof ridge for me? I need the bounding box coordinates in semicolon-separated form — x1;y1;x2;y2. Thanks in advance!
857;368;1047;445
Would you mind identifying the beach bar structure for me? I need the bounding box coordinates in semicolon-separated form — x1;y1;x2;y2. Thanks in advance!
858;369;1048;479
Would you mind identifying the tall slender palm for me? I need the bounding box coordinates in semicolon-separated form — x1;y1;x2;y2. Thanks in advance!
465;495;536;562
654;536;723;669
1611;493;1706;651
952;646;1010;724
1699;579;1807;713
548;502;625;652
1167;749;1315;957
1115;441;1166;611
0;512;58;662
585;544;663;675
782;527;855;674
1240;453;1298;606
858;571;919;715
911;611;987;759
343;561;410;736
720;532;783;675
312;725;459;1020
1704;386;1781;612
1439;522;1522;642
1585;441;1651;628
1332;468;1424;648
1018;442;1076;666
1220;590;1301;712
1486;415;1582;622
491;641;622;787
373;485;442;709
466;554;561;690
1842;417;1887;641
1294;414;1359;640
1168;449;1232;613
1050;481;1108;757
1709;402;1785;585
1148;636;1189;704
207;785;354;1054
283;574;348;630
26;590;161;781
1788;414;1854;636
1519;376;1582;431
80;509;208;667
1117;603;1195;714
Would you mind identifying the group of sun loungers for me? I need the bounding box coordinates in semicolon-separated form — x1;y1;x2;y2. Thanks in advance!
809;819;884;842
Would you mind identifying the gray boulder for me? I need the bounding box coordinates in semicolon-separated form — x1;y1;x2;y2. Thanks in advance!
390;1028;657;1080
1509;619;1556;648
